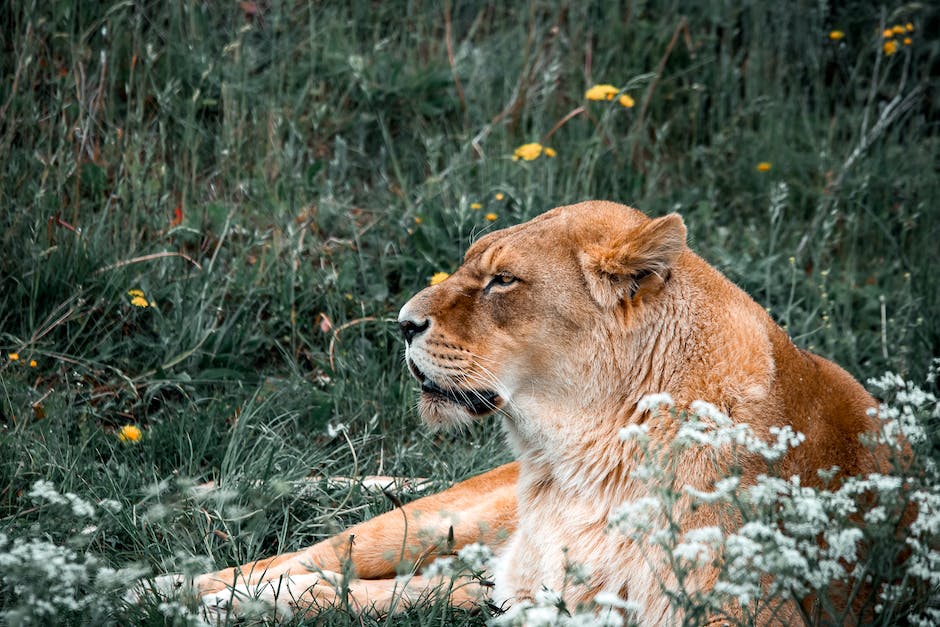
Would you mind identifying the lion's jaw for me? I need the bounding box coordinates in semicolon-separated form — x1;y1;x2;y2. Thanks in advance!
397;201;689;439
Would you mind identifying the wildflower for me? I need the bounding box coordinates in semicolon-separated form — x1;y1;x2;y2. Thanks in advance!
117;424;143;443
8;352;19;361
906;22;914;32
470;202;482;209
130;295;150;307
127;289;145;297
513;142;544;161
903;37;912;45
543;147;557;157
891;24;905;35
829;30;845;40
618;94;635;108
883;40;898;55
430;272;450;286
495;192;505;200
756;161;772;172
29;359;37;368
485;213;498;222
585;84;620;101
882;28;894;39
414;217;422;224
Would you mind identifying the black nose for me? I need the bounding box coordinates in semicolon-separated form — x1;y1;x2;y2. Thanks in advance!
399;318;429;343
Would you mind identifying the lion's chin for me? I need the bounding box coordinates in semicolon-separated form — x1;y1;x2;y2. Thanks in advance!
408;360;503;425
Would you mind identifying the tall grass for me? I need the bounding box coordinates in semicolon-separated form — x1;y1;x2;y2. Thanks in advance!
0;1;937;624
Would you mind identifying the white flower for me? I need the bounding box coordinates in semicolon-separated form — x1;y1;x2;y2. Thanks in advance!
637;393;674;412
457;542;494;572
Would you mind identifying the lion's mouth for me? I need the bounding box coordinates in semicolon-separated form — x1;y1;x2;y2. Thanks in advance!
407;360;501;416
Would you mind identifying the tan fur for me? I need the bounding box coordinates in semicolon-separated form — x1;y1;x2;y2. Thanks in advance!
169;201;880;623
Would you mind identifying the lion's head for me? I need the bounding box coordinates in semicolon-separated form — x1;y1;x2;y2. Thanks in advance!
398;201;688;431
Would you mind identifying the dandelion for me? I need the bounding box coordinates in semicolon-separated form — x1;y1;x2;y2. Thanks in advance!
430;272;450;286
513;142;544;161
117;424;142;443
883;40;898;55
8;352;19;361
29;359;37;368
130;295;150;307
470;202;483;209
756;161;772;172
485;213;498;222
127;289;145;297
544;147;557;157
829;30;845;40
585;84;620;101
618;94;635;108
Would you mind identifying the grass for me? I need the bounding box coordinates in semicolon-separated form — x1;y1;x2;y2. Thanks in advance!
0;1;937;625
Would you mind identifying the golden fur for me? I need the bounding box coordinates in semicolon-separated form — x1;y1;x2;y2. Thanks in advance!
151;201;880;623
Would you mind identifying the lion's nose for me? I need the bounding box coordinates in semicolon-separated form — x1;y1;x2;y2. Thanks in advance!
399;318;429;343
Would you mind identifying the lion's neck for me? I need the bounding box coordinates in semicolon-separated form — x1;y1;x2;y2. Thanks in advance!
503;290;699;500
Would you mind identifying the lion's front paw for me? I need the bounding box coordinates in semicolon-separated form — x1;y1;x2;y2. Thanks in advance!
124;573;196;605
199;571;342;623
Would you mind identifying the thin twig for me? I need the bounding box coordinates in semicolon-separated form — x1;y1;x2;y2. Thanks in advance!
328;317;396;371
444;1;467;114
541;106;585;143
93;251;203;274
631;17;688;169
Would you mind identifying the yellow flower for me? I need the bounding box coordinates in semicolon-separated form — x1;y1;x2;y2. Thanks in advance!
905;22;914;32
495;193;505;201
883;40;898;55
429;272;450;286
29;359;37;368
513;143;543;161
485;213;498;222
117;424;142;443
8;352;19;362
585;84;619;101
127;289;145;298
903;37;912;45
414;217;422;224
882;28;894;38
130;295;150;307
470;202;483;209
891;24;905;35
756;162;772;172
829;30;845;40
543;147;557;158
618;94;635;108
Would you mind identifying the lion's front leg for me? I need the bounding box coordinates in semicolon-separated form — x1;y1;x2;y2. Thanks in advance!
138;462;518;616
201;570;491;622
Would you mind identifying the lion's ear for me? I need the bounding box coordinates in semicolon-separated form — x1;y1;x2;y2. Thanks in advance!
579;213;687;308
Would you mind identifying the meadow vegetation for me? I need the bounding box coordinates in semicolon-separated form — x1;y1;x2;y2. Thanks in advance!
0;1;937;625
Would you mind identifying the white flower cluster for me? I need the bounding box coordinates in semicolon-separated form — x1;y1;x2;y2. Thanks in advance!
606;371;940;625
28;479;103;518
492;586;628;627
423;541;495;579
1;480;151;624
0;533;148;623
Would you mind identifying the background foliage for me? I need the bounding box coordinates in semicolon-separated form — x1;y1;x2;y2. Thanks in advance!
0;1;937;624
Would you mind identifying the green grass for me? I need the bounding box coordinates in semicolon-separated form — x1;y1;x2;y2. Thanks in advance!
0;1;937;625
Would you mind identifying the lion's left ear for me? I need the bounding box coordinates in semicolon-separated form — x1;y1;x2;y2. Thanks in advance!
579;213;687;308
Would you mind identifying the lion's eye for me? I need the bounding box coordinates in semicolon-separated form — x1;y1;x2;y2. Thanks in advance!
485;273;518;293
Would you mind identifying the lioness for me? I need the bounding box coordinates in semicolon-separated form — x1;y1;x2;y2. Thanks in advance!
164;201;881;623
